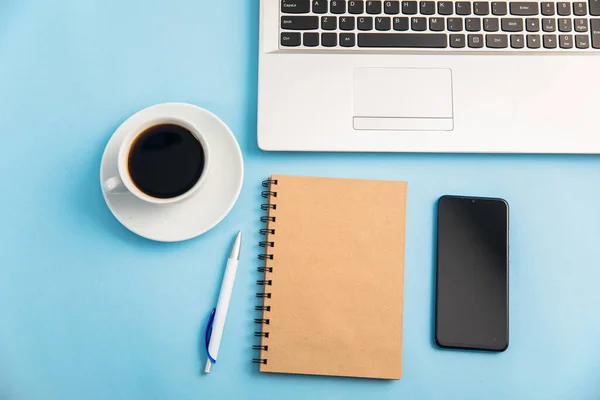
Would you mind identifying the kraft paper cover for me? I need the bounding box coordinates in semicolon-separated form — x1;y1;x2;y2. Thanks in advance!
258;175;407;380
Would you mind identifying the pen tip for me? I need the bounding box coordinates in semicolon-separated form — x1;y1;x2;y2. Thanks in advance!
229;231;242;260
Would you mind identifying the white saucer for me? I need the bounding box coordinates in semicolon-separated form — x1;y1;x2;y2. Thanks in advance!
100;103;244;242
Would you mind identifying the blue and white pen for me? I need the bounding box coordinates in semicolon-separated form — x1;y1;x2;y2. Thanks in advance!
204;231;242;374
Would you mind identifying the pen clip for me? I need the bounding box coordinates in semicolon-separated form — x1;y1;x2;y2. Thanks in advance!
204;308;216;364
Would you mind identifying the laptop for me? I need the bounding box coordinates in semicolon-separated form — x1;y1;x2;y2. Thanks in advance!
257;0;600;153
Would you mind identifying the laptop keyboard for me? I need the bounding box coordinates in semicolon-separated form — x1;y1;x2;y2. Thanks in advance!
280;0;600;50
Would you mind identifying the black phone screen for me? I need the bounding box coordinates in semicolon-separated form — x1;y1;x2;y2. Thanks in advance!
435;196;509;352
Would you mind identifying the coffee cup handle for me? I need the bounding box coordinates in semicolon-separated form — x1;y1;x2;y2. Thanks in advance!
102;176;129;195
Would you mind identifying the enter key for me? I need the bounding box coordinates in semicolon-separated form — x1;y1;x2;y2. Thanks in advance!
592;19;600;48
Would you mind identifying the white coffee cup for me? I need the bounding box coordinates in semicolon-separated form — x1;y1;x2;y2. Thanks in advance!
101;116;210;205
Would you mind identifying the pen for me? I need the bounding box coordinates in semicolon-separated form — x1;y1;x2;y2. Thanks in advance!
204;231;242;374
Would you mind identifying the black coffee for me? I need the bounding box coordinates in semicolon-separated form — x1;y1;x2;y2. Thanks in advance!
128;124;205;199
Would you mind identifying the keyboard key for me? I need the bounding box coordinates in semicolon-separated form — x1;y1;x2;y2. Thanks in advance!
527;33;541;47
349;1;365;14
384;1;401;14
312;0;328;13
468;33;485;47
487;33;509;47
394;16;410;30
331;0;346;13
558;18;572;32
402;1;418;14
450;33;466;47
340;16;356;30
541;2;555;15
376;16;392;30
303;32;319;46
412;17;427;30
282;16;319;30
340;33;357;47
358;16;375;30
592;0;600;16
542;18;556;31
523;20;540;36
492;2;508;15
502;18;523;31
526;18;540;31
281;32;302;46
367;1;383;13
511;33;525;47
573;2;588;15
575;19;588;32
484;17;500;31
420;1;436;14
358;32;448;47
282;0;310;13
474;2;490;15
557;2;570;15
576;34;590;48
592;19;600;48
543;34;557;47
466;18;482;31
438;1;453;15
448;18;464;31
322;16;337;30
456;2;472;15
510;2;539;15
559;34;573;47
321;32;337;46
429;17;445;31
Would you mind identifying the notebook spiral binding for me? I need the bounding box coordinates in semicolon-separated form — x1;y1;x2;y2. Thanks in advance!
253;179;278;366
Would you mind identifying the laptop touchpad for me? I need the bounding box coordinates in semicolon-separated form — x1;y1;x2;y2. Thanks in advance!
353;68;454;131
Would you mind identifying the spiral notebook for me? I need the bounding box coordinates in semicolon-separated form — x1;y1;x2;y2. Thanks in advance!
254;175;407;380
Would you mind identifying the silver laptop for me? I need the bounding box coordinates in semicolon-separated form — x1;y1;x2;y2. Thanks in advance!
257;0;600;153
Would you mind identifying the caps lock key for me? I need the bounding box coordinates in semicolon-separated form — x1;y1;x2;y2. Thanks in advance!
282;0;311;13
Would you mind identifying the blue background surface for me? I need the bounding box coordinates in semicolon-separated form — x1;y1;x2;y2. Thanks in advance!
1;1;599;399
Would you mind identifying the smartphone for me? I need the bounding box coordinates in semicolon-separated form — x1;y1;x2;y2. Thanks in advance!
435;195;509;352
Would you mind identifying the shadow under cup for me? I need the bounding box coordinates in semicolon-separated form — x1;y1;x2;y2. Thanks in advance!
126;123;207;200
